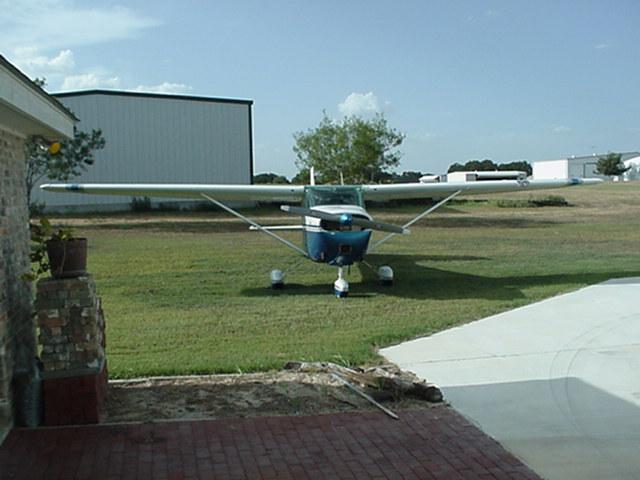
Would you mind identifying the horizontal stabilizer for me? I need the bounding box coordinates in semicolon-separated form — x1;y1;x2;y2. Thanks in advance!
248;225;304;231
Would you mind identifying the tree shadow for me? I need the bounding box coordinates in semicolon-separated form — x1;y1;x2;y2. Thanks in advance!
412;217;558;229
361;253;640;300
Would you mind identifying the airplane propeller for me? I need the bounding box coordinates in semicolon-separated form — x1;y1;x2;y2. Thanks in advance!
280;205;408;234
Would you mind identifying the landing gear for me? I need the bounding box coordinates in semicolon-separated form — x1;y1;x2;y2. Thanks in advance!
270;269;285;289
377;266;394;286
334;267;349;298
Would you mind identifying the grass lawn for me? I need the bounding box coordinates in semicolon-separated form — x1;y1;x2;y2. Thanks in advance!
51;182;640;378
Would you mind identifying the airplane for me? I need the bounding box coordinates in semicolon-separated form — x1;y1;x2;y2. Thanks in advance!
41;173;601;297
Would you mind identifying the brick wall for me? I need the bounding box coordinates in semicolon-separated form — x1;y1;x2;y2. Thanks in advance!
0;128;36;440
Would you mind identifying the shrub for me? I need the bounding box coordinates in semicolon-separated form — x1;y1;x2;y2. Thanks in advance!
130;196;152;212
495;195;569;208
530;195;569;207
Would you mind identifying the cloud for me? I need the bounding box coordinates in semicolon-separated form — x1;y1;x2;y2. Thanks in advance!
594;43;609;50
338;92;383;117
1;1;159;90
553;125;572;133
11;47;75;78
0;1;160;52
61;73;120;90
133;82;194;94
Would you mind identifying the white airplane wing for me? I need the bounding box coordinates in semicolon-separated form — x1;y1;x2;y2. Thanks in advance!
361;177;602;201
41;177;601;203
40;183;306;202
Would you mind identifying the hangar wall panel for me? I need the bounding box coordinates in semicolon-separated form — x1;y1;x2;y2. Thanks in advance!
532;159;568;179
568;159;599;178
34;91;253;210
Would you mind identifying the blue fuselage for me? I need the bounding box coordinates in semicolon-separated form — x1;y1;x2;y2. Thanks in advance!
301;186;372;267
304;228;372;266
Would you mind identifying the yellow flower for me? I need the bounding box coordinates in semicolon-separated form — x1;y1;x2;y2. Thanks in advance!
48;142;61;155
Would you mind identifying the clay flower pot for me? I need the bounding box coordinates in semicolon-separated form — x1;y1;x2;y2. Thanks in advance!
46;238;88;279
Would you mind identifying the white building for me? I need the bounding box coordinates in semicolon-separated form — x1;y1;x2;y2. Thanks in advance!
533;152;640;180
35;90;254;211
623;155;640;181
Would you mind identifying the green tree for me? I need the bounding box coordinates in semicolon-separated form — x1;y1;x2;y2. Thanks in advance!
25;76;106;212
447;162;465;173
448;159;532;176
293;113;405;184
25;128;106;211
253;172;290;184
290;168;310;185
448;159;498;172
595;153;630;176
392;171;424;183
498;161;532;176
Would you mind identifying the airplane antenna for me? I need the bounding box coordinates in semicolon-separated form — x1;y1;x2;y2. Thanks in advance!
310;167;316;186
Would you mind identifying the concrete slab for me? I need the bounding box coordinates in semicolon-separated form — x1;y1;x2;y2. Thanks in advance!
382;278;640;480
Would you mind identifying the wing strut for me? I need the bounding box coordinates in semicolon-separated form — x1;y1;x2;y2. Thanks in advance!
367;190;462;253
200;193;308;257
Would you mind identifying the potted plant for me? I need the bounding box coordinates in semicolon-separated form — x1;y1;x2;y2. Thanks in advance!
27;218;87;280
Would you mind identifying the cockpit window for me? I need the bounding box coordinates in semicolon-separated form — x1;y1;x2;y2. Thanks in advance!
304;186;364;207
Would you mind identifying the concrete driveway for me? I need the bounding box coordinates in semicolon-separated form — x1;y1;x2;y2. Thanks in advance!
382;278;640;480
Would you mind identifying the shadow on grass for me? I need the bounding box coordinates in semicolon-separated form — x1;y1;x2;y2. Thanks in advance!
242;253;640;300
415;217;558;229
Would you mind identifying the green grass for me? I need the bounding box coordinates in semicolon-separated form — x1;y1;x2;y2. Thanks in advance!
56;182;640;378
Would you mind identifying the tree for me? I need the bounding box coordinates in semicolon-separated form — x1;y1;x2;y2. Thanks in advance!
290;168;310;185
293;113;405;184
448;159;532;175
498;161;532;176
448;159;498;173
253;172;290;184
392;171;424;183
25;128;105;210
595;153;630;176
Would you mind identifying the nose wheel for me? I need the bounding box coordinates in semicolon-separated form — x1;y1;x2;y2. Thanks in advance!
270;269;285;289
334;267;349;298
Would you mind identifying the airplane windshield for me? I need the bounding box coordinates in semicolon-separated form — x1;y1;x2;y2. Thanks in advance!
305;187;364;207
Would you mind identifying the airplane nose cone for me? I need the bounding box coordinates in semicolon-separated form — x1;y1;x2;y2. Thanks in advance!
339;213;353;226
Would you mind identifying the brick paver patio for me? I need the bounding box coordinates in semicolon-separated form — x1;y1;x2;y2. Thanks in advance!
0;407;540;479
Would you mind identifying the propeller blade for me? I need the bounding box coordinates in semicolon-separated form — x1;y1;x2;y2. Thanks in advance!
351;216;408;234
280;206;408;234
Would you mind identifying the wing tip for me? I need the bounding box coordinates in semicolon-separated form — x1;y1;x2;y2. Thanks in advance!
40;183;84;192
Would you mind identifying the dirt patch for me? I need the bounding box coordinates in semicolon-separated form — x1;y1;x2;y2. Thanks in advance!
106;370;436;423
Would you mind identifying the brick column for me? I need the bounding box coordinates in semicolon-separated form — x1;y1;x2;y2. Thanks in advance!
35;275;107;425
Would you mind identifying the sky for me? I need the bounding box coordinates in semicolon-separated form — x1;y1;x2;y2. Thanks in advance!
2;0;639;178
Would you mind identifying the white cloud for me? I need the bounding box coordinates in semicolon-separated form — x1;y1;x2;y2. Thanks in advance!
0;1;160;52
61;73;120;90
338;92;382;117
553;125;572;133
11;47;75;78
133;82;194;94
594;43;609;50
0;1;159;91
